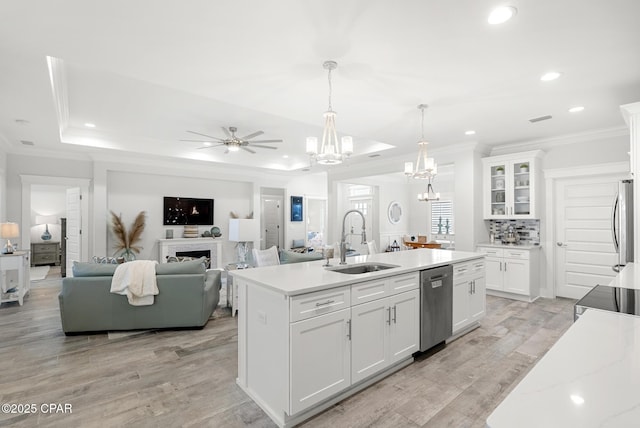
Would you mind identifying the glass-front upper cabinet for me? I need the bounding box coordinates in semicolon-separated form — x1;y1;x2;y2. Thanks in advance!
482;151;543;219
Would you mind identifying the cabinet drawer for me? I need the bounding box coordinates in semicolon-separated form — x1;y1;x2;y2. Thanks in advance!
351;278;388;305
503;249;530;260
476;247;504;257
386;272;419;294
470;259;485;274
290;286;350;322
34;253;58;263
453;262;471;278
32;244;58;253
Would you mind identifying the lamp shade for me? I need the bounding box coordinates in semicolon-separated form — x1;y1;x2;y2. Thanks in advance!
228;219;259;242
0;222;19;239
35;215;58;225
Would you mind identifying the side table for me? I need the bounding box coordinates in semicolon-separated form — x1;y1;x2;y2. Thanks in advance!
225;263;251;317
0;251;30;306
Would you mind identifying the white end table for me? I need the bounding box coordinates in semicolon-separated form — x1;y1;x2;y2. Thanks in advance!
225;263;251;317
0;251;30;306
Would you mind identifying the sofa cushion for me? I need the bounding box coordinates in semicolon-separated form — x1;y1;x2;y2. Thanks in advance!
156;257;207;275
279;249;323;264
72;261;118;277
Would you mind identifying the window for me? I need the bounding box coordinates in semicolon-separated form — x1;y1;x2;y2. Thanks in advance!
431;200;454;235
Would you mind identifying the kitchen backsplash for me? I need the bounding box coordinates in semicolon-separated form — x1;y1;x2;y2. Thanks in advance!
488;219;540;245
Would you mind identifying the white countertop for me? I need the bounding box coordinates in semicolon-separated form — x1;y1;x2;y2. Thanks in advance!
230;249;483;296
487;308;640;428
607;262;638;289
476;242;541;250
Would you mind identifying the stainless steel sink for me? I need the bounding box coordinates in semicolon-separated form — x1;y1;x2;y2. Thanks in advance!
327;262;400;275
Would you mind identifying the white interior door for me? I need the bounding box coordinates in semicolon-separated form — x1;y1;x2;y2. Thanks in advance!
65;187;81;276
555;175;625;298
261;196;283;250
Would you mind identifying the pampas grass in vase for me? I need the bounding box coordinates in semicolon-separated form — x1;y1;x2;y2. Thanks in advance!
110;211;146;261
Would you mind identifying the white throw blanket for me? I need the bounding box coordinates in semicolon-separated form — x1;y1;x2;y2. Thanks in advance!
110;260;159;306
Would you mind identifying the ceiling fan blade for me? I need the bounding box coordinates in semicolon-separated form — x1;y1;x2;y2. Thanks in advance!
186;130;225;141
196;144;224;150
241;130;264;140
221;127;232;138
249;139;283;144
250;144;278;150
242;147;256;154
181;139;215;142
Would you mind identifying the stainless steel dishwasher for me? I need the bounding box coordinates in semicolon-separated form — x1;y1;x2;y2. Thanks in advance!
419;264;453;352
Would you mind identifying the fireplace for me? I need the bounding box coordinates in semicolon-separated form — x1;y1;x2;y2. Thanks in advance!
175;250;211;268
157;238;223;269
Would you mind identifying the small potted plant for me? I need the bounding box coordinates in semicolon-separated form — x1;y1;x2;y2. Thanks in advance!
495;166;505;175
520;163;529;173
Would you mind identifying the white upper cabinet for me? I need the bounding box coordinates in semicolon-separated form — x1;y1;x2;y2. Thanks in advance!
482;150;544;219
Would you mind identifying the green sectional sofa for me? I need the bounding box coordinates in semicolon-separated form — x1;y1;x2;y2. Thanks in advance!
58;258;221;335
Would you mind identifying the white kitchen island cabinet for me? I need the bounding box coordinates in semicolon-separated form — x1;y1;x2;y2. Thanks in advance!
232;249;484;428
452;259;486;335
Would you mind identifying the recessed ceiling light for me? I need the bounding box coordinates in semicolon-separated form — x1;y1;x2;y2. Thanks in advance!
84;123;96;128
488;6;517;25
465;130;476;135
540;71;562;82
568;106;585;113
282;155;289;159
202;142;213;147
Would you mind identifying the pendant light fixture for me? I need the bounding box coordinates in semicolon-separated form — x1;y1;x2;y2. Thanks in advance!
404;104;438;179
306;60;353;165
417;176;440;202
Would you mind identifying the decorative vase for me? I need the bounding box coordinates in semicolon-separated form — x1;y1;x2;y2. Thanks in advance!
41;224;52;241
121;249;136;262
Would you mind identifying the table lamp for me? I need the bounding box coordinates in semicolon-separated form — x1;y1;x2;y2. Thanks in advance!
1;222;20;254
228;218;259;268
35;215;57;241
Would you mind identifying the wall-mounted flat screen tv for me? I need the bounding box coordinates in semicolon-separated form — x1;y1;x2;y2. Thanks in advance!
163;197;214;225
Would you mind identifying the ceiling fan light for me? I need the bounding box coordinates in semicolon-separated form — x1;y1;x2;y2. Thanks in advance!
228;145;240;152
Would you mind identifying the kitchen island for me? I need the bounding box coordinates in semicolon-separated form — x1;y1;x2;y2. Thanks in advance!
231;249;484;428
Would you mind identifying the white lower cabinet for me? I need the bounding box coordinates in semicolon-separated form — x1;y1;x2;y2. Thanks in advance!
290;309;351;415
452;260;486;334
477;245;540;302
351;288;420;384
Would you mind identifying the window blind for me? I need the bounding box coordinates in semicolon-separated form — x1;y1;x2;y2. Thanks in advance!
431;200;454;234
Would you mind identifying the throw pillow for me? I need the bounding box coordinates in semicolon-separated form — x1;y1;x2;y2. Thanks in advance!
72;261;118;277
279;249;324;264
156;256;207;275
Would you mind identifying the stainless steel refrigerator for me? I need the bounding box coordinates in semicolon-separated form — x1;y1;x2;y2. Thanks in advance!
612;179;634;272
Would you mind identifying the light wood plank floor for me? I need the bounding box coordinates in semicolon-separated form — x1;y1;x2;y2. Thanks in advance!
0;283;575;427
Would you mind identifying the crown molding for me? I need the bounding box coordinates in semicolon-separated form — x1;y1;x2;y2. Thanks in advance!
543;161;629;179
490;126;628;156
621;102;640;126
46;56;69;141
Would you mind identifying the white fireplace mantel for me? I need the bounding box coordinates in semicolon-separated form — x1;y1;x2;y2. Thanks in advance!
157;238;223;269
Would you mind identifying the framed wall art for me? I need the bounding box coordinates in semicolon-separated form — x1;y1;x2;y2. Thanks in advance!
291;196;303;222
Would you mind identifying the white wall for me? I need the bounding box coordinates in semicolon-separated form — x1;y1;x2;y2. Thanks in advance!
106;170;253;263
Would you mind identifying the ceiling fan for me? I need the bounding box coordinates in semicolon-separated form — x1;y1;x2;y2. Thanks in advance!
181;126;283;154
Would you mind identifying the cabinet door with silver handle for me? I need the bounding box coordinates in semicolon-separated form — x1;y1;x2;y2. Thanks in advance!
346;319;351;340
386;307;391;325
392;305;397;324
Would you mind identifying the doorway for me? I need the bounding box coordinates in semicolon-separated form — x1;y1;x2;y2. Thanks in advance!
21;175;90;279
260;188;284;250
